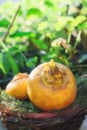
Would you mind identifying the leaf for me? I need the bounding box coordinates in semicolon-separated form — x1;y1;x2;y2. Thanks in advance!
7;46;27;68
38;21;48;31
6;51;19;75
69;15;86;31
9;46;20;55
27;8;42;16
0;18;10;28
26;56;38;68
3;54;11;74
8;44;27;55
10;31;36;38
78;21;87;30
44;0;54;8
54;17;67;31
74;15;86;26
55;30;67;39
14;52;27;68
78;54;87;63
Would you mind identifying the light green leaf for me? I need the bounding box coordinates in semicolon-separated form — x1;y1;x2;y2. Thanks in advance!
70;15;86;30
54;17;67;31
38;21;48;31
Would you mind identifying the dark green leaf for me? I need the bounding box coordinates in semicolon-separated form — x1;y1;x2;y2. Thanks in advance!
14;52;27;67
0;18;10;28
10;31;36;38
9;46;20;55
27;8;42;16
3;54;10;74
6;51;19;75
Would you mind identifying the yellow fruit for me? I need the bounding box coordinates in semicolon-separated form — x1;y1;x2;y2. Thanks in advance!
27;60;77;111
6;73;29;99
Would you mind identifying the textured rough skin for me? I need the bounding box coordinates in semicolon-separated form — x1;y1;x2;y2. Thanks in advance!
27;61;77;111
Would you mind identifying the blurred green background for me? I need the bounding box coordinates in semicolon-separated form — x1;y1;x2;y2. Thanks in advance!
0;0;87;80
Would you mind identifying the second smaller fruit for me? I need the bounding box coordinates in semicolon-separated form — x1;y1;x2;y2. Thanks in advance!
6;73;29;99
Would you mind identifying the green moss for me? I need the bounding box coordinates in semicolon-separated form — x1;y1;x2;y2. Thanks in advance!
0;90;39;113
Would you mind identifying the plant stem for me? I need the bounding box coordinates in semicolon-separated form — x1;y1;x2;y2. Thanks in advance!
68;30;81;60
73;30;81;50
67;32;72;44
0;41;8;51
2;5;21;43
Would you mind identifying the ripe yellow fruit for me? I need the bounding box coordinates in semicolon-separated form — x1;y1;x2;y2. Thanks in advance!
27;60;77;111
6;73;29;99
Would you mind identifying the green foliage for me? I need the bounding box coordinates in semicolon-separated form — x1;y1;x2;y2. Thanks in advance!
0;0;87;78
26;56;38;69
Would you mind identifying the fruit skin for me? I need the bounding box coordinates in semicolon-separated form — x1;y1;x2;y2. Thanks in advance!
6;73;29;99
27;61;77;111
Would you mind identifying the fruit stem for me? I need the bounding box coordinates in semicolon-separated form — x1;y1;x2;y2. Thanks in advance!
42;60;63;87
